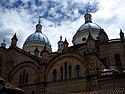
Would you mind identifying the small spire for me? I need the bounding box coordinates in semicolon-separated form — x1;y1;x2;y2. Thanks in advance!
11;33;18;41
64;38;69;45
1;39;6;48
60;35;62;41
64;38;67;43
41;44;49;53
3;38;5;43
34;46;39;52
38;16;41;24
34;47;39;56
120;29;123;33
63;38;69;52
120;29;124;40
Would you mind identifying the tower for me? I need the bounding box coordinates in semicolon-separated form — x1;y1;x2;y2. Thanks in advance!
11;33;18;48
63;38;69;52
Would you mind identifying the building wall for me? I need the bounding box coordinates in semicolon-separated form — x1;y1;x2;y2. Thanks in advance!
0;36;125;94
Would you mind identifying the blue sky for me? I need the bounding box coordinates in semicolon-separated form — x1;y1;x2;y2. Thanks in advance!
0;0;125;51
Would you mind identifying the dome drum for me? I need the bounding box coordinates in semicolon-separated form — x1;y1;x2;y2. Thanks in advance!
73;30;100;45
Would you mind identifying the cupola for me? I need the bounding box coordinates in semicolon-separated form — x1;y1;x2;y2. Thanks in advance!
23;18;51;56
72;13;101;45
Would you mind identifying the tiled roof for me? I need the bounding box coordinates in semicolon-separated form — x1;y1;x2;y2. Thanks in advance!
0;77;24;92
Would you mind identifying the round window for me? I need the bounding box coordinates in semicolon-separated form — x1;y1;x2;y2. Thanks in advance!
82;37;86;41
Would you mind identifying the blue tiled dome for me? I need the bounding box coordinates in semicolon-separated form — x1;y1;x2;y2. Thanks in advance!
72;13;102;45
77;22;101;32
24;32;50;45
23;19;52;55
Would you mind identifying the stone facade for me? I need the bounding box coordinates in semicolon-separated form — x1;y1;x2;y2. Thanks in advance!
0;13;125;94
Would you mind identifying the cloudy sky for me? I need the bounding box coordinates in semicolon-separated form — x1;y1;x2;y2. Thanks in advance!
0;0;125;51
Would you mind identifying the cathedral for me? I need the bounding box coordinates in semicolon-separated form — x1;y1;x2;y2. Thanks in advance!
0;13;125;94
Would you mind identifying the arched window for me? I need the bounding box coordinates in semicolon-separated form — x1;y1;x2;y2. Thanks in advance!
19;70;28;84
64;62;67;79
25;73;28;83
76;65;80;78
22;70;26;84
19;74;22;84
115;54;121;66
68;65;72;79
60;67;63;80
52;69;57;81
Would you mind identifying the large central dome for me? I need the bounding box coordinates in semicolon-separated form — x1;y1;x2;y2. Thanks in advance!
24;32;50;45
72;13;101;45
23;19;51;55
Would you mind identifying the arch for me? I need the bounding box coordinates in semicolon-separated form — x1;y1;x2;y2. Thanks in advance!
9;61;40;84
52;69;57;81
46;53;86;81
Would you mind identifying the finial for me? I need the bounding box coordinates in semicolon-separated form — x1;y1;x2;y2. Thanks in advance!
64;38;68;44
34;46;39;52
38;16;41;24
120;29;123;33
60;35;62;41
12;33;18;41
3;38;5;43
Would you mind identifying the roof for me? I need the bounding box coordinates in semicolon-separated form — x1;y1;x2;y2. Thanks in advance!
24;32;50;46
77;22;101;32
0;77;24;92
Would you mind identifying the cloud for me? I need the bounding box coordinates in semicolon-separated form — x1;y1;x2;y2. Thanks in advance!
0;0;99;51
93;0;125;39
1;0;124;52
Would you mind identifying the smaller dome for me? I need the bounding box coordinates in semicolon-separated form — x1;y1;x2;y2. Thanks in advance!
24;32;50;46
77;22;101;32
